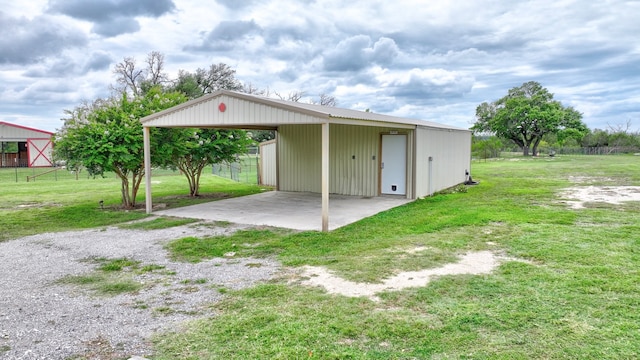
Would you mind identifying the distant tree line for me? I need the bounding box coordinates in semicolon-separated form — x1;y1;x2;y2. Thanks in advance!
580;122;640;149
472;81;638;159
53;51;337;208
473;122;640;159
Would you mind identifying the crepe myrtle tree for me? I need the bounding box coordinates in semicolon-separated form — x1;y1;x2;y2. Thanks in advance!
54;87;187;208
53;100;101;175
472;81;588;156
154;128;254;197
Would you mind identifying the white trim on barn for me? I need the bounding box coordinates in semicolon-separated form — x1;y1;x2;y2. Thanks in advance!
141;90;471;231
0;122;54;168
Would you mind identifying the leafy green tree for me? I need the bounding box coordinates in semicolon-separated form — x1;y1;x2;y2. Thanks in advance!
581;129;610;147
249;130;276;143
472;81;588;156
1;142;18;153
155;128;254;196
58;54;257;204
164;62;254;195
607;121;640;148
53;100;102;174
54;87;187;208
171;63;243;99
472;136;503;159
608;131;640;148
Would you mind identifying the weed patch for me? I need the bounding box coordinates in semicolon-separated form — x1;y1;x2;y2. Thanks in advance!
166;229;287;262
140;264;166;273
57;257;167;296
58;274;142;296
96;280;143;295
97;258;140;272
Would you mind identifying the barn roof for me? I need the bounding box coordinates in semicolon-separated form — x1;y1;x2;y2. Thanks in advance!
0;121;54;141
140;90;467;131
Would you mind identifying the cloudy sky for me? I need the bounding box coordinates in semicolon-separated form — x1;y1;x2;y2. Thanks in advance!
1;0;639;133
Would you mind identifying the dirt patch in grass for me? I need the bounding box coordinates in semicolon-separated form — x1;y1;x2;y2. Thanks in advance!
559;186;640;209
299;250;516;301
5;202;63;210
567;176;621;184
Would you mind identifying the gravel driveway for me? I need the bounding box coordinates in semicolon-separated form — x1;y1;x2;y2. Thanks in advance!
0;221;281;359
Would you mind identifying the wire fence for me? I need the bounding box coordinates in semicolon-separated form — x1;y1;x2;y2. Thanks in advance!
0;166;67;183
211;153;260;184
0;157;262;184
1;144;266;184
473;146;640;160
550;146;640;155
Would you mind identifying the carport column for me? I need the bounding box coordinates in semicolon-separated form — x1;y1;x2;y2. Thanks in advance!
321;122;329;232
143;126;152;214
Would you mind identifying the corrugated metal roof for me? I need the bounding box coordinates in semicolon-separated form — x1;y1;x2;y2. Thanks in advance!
141;90;468;131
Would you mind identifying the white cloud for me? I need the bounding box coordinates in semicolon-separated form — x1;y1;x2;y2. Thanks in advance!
0;0;638;132
47;0;176;37
0;13;87;64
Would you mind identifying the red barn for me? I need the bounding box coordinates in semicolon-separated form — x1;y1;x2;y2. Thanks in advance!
0;122;54;167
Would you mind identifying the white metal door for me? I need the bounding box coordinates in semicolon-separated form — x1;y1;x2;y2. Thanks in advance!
381;134;406;195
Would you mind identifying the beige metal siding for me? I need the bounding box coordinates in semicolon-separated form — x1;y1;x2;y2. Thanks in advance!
259;140;277;186
278;124;413;197
147;95;326;128
278;124;321;192
330;125;380;196
415;127;471;197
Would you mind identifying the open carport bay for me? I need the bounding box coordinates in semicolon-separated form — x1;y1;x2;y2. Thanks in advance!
155;191;412;231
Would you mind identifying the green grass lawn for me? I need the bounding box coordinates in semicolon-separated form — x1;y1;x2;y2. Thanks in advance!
0;166;266;241
3;155;640;359
156;155;640;359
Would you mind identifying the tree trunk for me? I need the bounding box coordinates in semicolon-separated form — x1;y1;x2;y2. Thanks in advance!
188;170;197;196
131;171;144;208
120;176;132;208
114;168;137;209
187;167;204;197
190;174;197;196
192;164;205;197
179;162;206;197
522;145;530;156
191;177;199;197
182;167;197;197
531;137;543;156
508;135;527;156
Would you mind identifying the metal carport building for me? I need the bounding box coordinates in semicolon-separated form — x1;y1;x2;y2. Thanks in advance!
141;90;471;231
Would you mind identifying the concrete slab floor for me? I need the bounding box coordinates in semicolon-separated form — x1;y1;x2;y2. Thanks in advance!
155;191;413;231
